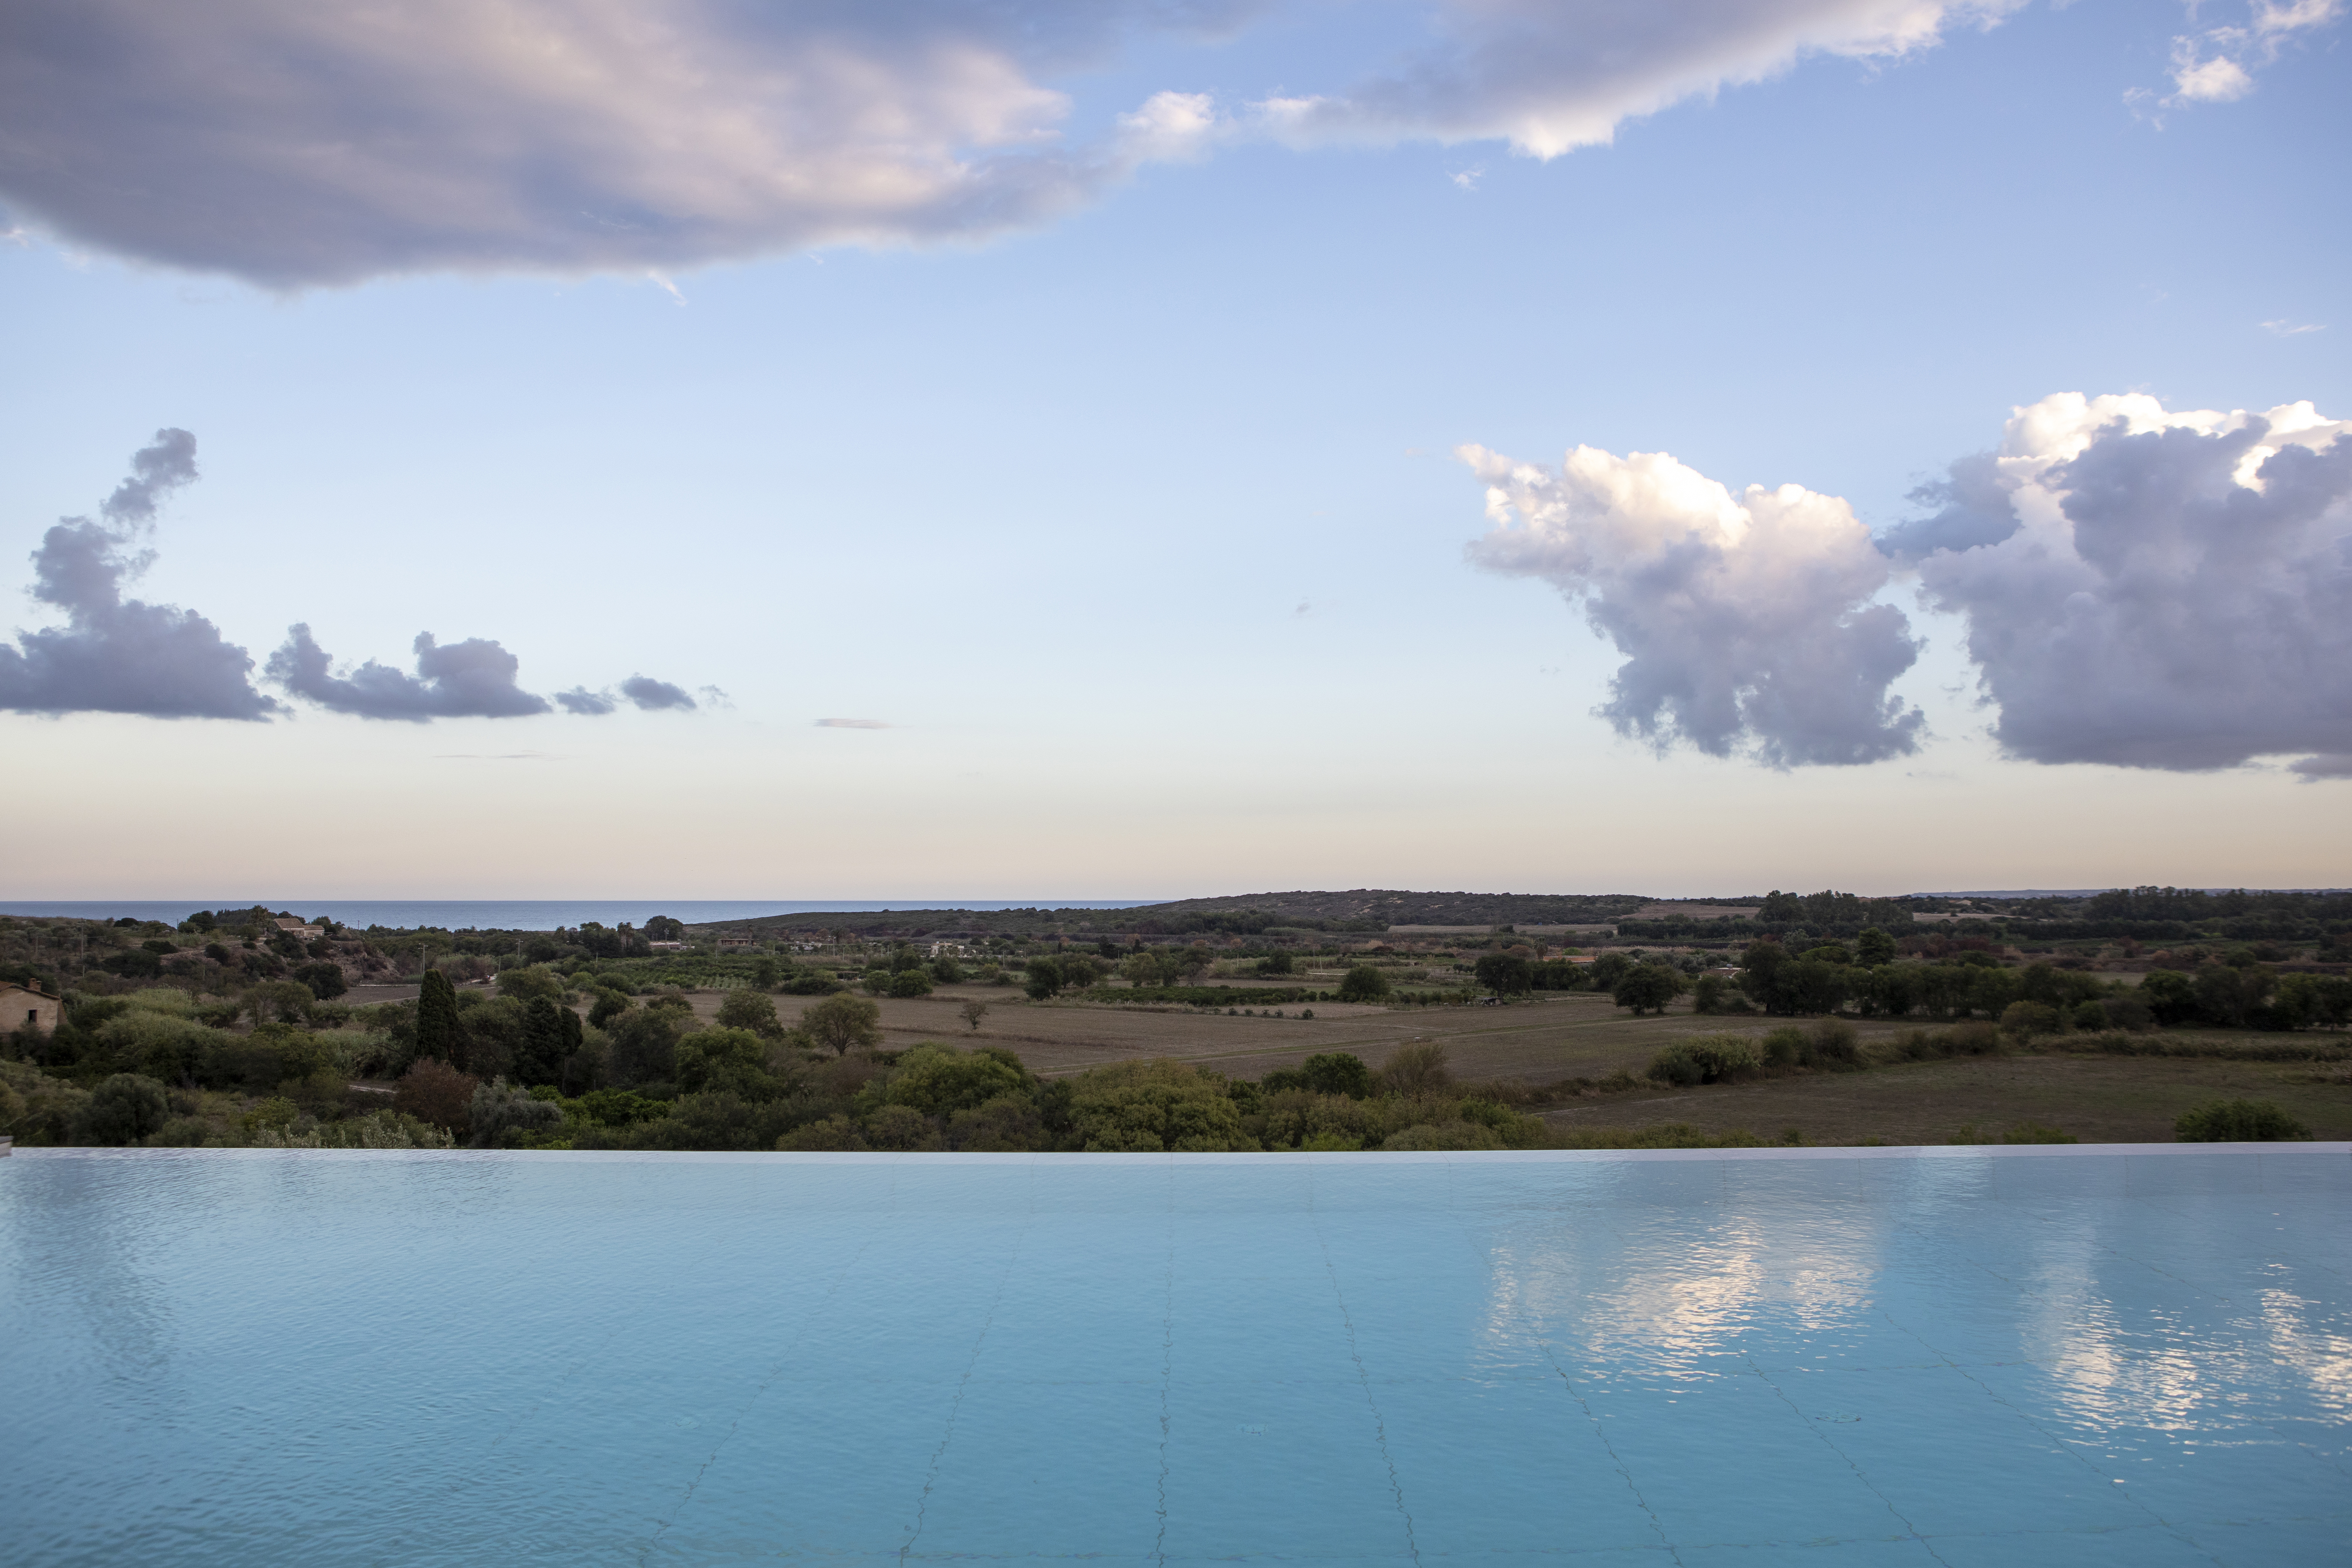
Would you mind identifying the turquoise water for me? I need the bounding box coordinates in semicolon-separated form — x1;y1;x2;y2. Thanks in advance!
2;1147;2345;1565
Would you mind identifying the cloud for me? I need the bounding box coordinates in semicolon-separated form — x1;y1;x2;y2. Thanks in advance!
268;625;552;721
0;429;280;720
554;675;701;714
2289;754;2352;780
0;0;2035;286
1901;392;2352;771
620;675;696;711
1462;442;1923;767
0;0;1249;287
555;687;615;716
816;717;892;729
2157;0;2342;109
2262;319;2326;336
1259;0;2024;158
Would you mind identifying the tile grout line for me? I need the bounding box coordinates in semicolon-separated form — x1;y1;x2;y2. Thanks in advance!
1743;1353;1958;1566
1154;1161;1174;1568
1309;1166;1423;1568
896;1173;1038;1565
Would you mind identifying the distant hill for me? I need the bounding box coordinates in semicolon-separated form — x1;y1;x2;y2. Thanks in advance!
694;888;1651;939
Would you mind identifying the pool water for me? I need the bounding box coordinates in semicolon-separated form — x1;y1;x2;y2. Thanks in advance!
3;1146;2346;1565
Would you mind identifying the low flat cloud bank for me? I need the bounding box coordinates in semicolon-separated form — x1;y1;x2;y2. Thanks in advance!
1466;391;2352;777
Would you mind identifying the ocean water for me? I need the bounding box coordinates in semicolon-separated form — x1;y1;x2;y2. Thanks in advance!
0;898;1158;931
2;1145;2346;1565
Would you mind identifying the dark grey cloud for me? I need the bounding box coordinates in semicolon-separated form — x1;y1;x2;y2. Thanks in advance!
0;429;279;720
268;625;551;721
0;0;2017;287
1874;451;2019;563
2290;754;2352;781
1917;415;2352;772
555;688;616;716
1462;441;1923;768
620;675;696;711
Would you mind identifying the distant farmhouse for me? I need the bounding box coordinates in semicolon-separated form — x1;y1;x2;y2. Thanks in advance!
273;916;326;940
2;980;61;1034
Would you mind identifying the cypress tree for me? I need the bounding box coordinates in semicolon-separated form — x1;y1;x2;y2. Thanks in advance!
519;995;566;1087
416;968;461;1066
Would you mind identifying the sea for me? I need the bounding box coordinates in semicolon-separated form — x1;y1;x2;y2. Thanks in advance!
0;899;1159;932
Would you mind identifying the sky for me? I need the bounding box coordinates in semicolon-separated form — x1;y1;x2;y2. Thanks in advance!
2;0;2347;900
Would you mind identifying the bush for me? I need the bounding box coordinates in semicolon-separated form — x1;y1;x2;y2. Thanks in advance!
889;969;934;999
1337;965;1391;1003
469;1078;564;1146
1375;1042;1450;1098
1649;1037;1761;1087
1383;1121;1507;1151
291;962;348;1000
1612;963;1686;1016
2000;1001;2062;1040
1300;1052;1370;1098
873;1044;1030;1120
2174;1099;2312;1142
395;1058;479;1137
587;989;633;1028
781;971;842;995
71;1073;171;1145
1068;1059;1254;1152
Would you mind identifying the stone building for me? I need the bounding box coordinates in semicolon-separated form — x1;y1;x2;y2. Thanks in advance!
1;981;61;1033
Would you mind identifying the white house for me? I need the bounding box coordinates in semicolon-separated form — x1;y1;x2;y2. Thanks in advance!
0;980;61;1034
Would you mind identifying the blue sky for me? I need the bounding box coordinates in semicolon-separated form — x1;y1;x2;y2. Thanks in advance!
3;0;2346;899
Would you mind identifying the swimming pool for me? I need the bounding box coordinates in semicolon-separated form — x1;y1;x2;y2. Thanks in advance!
3;1145;2345;1565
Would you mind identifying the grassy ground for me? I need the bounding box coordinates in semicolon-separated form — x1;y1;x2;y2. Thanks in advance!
348;979;2347;1146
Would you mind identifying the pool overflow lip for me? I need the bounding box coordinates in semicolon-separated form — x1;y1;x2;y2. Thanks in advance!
10;1140;2347;1162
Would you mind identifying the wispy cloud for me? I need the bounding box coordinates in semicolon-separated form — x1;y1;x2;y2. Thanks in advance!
816;717;891;729
2262;319;2326;336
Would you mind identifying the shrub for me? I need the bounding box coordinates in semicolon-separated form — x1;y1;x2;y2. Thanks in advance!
873;1044;1030;1120
469;1078;564;1146
2000;1001;2062;1041
889;969;934;998
71;1073;171;1145
587;989;633;1028
781;971;842;995
1612;963;1686;1016
1337;965;1391;1003
1301;1052;1371;1098
395;1058;479;1137
2174;1100;2312;1142
1375;1042;1451;1098
776;1114;863;1151
291;962;348;1000
2101;994;2155;1032
1383;1121;1507;1151
1649;1037;1761;1087
672;1028;781;1099
1068;1059;1254;1152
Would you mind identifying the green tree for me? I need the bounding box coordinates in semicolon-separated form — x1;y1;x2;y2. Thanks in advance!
1337;965;1391;1003
1301;1052;1371;1098
416;968;462;1066
394;1058;478;1136
1256;950;1295;977
72;1073;171;1145
1473;953;1533;997
931;954;965;984
873;1044;1032;1119
1612;963;1685;1016
889;969;935;998
960;1000;990;1033
515;996;568;1086
1854;927;1898;966
645;915;685;941
292;960;348;999
1067;1059;1253;1152
1024;957;1065;1000
587;988;633;1029
803;993;883;1057
717;989;785;1039
751;957;780;989
673;1028;780;1099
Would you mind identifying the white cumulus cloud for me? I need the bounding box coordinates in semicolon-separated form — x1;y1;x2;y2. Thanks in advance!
1462;442;1924;767
2156;0;2342;110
